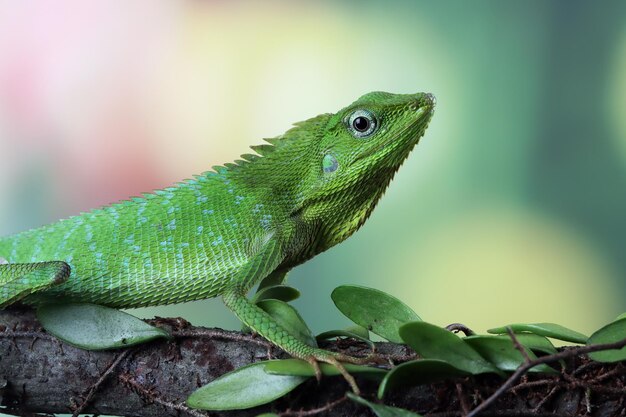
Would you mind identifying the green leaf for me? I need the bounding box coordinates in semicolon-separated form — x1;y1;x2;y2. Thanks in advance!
187;361;307;410
257;299;317;347
487;323;588;344
377;359;468;399
331;285;421;343
347;393;423;417
587;318;626;363
344;325;370;339
464;336;556;373
399;322;500;375
36;303;169;350
264;358;386;380
316;329;374;349
256;270;289;291
252;285;300;303
615;312;626;321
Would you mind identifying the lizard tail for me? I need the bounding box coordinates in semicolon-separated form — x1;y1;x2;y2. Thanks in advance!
0;261;71;307
0;234;73;307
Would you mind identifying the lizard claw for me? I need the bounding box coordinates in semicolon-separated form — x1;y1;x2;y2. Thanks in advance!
303;350;360;395
306;356;323;383
325;356;360;395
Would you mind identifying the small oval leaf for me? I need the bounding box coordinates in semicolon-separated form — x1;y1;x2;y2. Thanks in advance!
37;303;169;350
587;318;626;363
264;358;386;380
464;335;556;373
378;359;468;399
316;329;374;349
347;393;424;417
187;361;307;410
256;270;289;291
331;285;421;343
252;285;300;303
487;323;588;344
344;325;370;339
257;299;317;347
399;322;500;375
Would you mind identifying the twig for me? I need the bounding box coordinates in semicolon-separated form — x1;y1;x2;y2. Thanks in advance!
584;388;592;414
511;378;558;390
531;385;560;412
586;365;626;384
171;328;272;348
0;330;56;341
119;373;209;417
446;323;475;336
0;410;55;417
466;337;626;417
280;395;348;417
505;327;531;363
71;349;132;417
515;377;626;396
428;411;576;417
572;360;603;376
456;382;470;415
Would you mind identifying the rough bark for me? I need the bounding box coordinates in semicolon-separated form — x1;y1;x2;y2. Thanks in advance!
0;306;624;417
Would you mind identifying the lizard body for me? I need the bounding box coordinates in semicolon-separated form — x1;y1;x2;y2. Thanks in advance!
0;91;435;376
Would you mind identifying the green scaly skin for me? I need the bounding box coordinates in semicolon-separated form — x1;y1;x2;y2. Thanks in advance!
0;91;435;390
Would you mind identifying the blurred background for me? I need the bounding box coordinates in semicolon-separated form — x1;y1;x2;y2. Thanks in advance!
0;1;625;338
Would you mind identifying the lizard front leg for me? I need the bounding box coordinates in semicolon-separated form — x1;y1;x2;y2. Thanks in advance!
220;236;366;393
222;287;362;393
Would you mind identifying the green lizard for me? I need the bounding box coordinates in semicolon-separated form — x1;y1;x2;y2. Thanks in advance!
0;91;434;391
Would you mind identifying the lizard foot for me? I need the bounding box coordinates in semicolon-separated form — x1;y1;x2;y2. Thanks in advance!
302;349;386;394
304;351;360;395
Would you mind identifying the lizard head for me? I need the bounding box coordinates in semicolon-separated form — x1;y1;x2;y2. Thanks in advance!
296;91;436;250
233;91;434;256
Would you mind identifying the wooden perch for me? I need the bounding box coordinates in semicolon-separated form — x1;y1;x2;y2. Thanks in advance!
0;306;624;417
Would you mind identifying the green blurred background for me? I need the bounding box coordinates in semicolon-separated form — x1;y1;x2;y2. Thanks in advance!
1;1;625;340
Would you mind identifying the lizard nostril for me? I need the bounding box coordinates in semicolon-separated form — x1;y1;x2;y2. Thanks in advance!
423;93;436;108
414;93;436;112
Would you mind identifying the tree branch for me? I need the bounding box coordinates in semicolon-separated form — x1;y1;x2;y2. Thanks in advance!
0;306;624;417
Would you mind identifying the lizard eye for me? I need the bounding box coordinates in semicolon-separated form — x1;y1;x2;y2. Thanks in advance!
347;109;377;138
